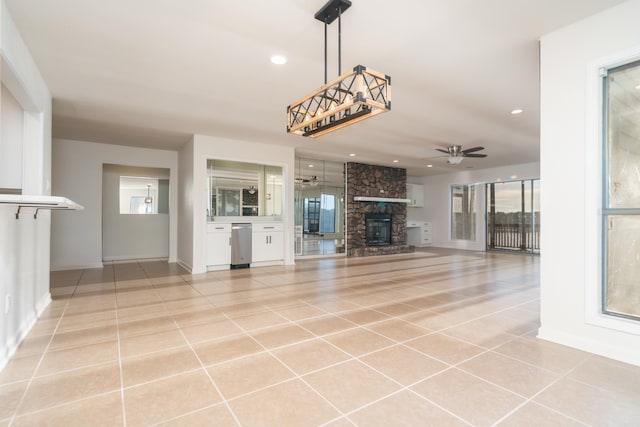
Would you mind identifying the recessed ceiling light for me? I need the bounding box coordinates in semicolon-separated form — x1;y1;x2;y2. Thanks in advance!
349;153;356;157
308;164;314;168
392;160;399;163
270;55;287;65
427;164;433;168
635;84;640;90
511;108;524;115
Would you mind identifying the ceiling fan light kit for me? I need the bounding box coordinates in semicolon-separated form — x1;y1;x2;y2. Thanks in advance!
286;0;391;138
447;156;464;165
436;145;488;165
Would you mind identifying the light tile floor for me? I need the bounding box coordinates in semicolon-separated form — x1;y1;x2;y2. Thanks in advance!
1;249;640;426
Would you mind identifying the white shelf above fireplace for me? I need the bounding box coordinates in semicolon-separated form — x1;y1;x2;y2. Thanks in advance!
353;196;411;203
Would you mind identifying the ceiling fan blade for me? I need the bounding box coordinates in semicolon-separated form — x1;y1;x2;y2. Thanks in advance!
435;148;450;154
464;153;487;158
421;155;448;160
462;146;485;154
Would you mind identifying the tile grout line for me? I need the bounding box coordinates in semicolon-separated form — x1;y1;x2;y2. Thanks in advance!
489;356;595;426
331;357;471;425
330;297;544;424
313;318;477;425
112;263;128;427
148;268;244;427
221;309;348;422
6;268;83;425
230;303;475;426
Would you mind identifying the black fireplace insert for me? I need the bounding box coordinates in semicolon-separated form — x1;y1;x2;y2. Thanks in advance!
365;213;392;246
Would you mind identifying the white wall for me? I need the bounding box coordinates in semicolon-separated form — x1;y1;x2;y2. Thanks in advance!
102;164;170;261
51;139;178;270
180;134;296;274
410;162;540;251
0;83;23;189
178;137;194;271
539;0;640;366
0;0;53;371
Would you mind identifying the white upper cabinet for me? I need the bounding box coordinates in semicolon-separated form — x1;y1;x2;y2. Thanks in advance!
407;183;424;207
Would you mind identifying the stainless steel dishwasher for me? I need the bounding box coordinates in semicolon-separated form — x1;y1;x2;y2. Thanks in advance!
231;223;252;268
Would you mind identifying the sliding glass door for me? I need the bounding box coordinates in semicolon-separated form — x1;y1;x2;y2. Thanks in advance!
486;179;540;253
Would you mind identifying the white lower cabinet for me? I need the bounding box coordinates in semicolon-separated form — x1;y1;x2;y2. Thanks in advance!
206;223;231;267
421;222;432;245
252;223;284;263
407;221;432;246
207;222;284;269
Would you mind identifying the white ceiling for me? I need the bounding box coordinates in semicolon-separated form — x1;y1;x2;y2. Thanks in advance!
5;0;627;176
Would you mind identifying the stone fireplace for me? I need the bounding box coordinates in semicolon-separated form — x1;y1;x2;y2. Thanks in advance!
346;162;414;257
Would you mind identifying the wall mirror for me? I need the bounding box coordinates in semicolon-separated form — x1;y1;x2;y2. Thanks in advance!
207;159;283;219
294;158;346;257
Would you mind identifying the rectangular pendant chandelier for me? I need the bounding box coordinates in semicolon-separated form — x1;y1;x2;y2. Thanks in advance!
286;0;391;138
287;65;391;138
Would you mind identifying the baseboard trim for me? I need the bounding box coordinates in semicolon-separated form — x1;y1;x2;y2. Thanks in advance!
0;310;39;374
50;263;104;271
537;326;640;367
35;292;51;316
102;257;169;265
177;259;193;273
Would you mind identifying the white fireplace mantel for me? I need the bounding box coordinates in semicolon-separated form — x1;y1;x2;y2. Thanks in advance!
353;196;411;203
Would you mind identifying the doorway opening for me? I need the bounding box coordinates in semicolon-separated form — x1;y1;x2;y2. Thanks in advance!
486;179;540;254
102;164;170;262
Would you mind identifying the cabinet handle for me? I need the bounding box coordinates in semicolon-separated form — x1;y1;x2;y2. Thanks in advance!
266;236;269;244
264;226;275;229
228;237;231;246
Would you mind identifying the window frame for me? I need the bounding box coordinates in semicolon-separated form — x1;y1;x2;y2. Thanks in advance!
450;183;477;241
600;59;640;321
583;47;640;335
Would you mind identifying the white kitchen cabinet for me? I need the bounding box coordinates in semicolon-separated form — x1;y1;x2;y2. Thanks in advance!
407;184;424;207
421;221;432;245
252;222;284;263
407;221;431;246
206;223;231;267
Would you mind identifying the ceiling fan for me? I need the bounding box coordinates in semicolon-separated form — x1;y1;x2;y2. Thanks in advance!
294;175;324;186
435;145;488;165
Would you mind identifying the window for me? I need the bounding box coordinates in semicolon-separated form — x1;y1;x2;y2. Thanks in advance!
119;176;169;215
304;198;320;233
602;59;640;320
320;194;336;233
303;194;336;234
451;184;476;241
